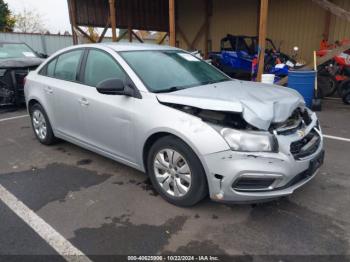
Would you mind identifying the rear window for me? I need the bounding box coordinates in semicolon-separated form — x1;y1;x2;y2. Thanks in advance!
46;58;57;77
54;50;83;81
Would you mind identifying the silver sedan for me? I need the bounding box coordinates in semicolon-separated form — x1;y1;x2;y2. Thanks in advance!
25;43;324;206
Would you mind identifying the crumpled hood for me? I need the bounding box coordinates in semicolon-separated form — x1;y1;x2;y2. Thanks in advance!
0;57;44;68
157;80;305;130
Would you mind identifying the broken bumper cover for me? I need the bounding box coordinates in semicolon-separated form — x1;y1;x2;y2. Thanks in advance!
203;127;324;203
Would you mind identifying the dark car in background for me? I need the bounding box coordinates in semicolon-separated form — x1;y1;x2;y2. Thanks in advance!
0;41;45;106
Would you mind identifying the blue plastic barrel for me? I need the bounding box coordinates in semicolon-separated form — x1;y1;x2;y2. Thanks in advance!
288;70;316;108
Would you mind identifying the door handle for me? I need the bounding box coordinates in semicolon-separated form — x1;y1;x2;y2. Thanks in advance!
78;97;89;106
44;87;53;94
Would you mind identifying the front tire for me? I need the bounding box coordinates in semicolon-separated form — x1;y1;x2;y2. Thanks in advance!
317;74;337;98
147;136;208;207
29;103;57;145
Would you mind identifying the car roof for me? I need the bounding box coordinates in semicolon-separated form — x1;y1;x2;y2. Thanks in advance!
100;42;180;52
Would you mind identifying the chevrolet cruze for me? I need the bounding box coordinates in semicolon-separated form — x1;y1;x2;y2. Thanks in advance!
24;43;324;206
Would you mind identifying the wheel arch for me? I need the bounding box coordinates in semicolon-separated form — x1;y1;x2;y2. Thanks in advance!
142;132;175;173
27;97;56;136
142;131;209;176
28;98;41;112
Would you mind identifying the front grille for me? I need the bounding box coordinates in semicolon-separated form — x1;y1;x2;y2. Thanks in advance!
290;129;321;159
0;67;34;105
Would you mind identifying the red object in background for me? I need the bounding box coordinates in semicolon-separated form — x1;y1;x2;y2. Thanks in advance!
336;75;347;82
320;39;331;50
316;50;328;57
251;57;258;75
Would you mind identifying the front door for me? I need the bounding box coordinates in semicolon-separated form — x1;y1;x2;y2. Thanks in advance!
78;49;136;163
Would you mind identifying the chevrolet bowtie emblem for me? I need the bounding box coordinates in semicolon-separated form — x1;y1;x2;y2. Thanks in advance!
297;130;305;137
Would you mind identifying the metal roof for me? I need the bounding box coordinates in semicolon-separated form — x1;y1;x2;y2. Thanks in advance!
71;0;170;32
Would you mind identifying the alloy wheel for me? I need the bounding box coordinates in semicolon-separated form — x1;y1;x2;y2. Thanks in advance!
32;109;47;140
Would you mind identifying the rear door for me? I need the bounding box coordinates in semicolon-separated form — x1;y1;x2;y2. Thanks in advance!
43;49;87;140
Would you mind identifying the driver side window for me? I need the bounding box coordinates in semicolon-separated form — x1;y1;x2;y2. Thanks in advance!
83;49;126;87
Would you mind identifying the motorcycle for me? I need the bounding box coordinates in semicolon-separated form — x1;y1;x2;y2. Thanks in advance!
317;39;350;99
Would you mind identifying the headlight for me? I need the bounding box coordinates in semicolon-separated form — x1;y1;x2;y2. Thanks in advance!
220;128;277;152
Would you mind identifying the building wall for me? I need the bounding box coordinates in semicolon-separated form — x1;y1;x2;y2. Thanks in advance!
177;0;350;62
211;0;259;51
176;0;207;51
267;0;327;62
329;0;350;43
176;0;258;52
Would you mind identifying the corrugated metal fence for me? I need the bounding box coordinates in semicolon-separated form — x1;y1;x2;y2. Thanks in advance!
0;32;161;56
0;32;74;55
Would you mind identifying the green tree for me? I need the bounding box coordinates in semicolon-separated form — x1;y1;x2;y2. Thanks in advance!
0;0;15;32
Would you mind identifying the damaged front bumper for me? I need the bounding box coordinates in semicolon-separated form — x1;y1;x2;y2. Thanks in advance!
203;112;324;203
0;68;31;106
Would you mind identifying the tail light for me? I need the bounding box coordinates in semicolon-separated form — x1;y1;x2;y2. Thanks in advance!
23;76;27;87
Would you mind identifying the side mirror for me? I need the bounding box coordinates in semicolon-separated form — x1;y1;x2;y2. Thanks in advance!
96;78;125;95
96;78;134;96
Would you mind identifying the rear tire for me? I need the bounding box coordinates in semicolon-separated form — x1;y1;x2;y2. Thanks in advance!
147;135;208;207
29;103;57;145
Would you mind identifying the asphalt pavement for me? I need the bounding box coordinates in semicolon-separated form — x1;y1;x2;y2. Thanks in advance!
0;100;349;262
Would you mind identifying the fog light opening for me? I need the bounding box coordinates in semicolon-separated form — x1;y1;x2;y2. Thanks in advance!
232;177;276;192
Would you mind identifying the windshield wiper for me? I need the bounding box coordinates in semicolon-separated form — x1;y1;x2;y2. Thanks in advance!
153;86;187;93
200;79;230;85
154;79;230;93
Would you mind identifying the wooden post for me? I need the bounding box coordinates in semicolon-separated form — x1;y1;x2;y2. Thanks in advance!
128;0;132;42
157;33;168;45
169;0;176;46
98;18;111;43
256;0;261;35
109;0;117;42
257;0;269;82
75;26;96;43
128;28;133;42
132;31;144;43
204;0;212;59
68;0;78;45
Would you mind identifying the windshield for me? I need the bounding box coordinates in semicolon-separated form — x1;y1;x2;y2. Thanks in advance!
0;43;37;59
119;50;230;93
